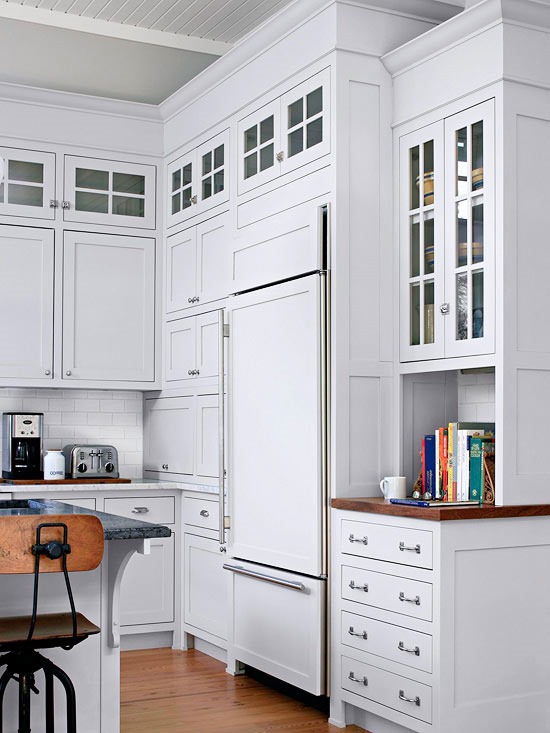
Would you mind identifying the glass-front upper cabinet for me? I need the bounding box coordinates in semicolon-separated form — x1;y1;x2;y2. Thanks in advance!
0;147;56;220
63;156;156;229
399;100;494;362
167;129;229;229
237;68;330;195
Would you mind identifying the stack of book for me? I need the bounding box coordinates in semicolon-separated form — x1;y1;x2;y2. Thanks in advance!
421;422;495;503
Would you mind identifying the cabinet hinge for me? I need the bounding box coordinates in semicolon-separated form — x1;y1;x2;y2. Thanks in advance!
223;324;230;338
224;515;231;529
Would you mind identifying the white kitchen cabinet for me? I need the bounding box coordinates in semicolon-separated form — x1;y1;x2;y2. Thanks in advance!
237;68;330;195
0;225;54;379
183;495;226;648
165;214;229;315
63;155;156;229
143;395;195;476
0;147;56;220
164;309;221;385
399;100;494;362
167;129;229;228
62;230;155;382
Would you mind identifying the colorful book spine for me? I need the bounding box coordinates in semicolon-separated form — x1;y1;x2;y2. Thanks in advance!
447;422;457;502
441;429;448;501
435;429;440;500
469;436;483;501
421;437;426;494
424;434;436;498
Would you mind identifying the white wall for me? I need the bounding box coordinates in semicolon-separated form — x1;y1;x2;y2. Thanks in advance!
0;387;143;479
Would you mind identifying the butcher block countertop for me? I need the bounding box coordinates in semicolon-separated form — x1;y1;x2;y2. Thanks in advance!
331;496;550;521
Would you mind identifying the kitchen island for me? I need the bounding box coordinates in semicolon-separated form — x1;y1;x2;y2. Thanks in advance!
0;498;171;733
330;497;550;733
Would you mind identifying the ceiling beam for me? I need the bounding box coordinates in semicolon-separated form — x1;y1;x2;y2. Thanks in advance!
0;2;232;55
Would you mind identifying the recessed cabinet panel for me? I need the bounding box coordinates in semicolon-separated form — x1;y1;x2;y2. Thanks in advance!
195;394;219;479
64;156;156;229
144;396;195;475
0;225;54;379
184;533;227;641
166;228;196;314
0;148;56;220
167;130;229;228
62;231;155;382
165;318;196;383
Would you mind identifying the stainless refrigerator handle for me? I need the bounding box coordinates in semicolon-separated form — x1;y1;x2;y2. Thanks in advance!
218;309;225;545
223;563;306;592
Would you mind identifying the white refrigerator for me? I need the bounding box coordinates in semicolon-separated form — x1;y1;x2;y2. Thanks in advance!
223;270;329;695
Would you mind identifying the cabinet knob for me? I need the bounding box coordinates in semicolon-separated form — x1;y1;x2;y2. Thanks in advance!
188;370;193;375
65;370;72;376
219;545;227;553
195;369;200;376
162;463;169;470
188;297;194;303
44;369;51;376
61;201;71;210
276;151;284;162
131;506;149;514
200;509;210;517
440;302;450;315
49;200;58;208
191;195;198;205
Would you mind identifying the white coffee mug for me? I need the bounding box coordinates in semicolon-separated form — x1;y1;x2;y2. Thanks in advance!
379;476;407;500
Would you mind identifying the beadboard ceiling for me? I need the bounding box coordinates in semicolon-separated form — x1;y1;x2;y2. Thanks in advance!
0;0;465;105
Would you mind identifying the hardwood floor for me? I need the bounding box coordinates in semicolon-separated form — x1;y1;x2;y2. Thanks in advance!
121;648;366;733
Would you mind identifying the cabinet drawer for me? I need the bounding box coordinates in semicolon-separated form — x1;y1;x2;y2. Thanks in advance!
342;656;432;724
183;496;218;531
341;610;432;673
104;496;175;525
342;565;432;622
341;519;433;569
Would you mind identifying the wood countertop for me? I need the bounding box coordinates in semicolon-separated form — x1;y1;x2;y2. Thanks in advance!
331;496;550;521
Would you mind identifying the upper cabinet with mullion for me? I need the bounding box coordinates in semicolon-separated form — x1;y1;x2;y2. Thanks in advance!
63;155;156;229
0;147;56;220
237;67;330;195
167;129;229;229
399;100;494;363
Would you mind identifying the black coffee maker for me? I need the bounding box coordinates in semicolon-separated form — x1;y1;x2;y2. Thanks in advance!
1;412;44;480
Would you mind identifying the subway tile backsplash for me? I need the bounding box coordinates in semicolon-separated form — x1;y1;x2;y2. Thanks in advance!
457;370;496;422
0;388;143;479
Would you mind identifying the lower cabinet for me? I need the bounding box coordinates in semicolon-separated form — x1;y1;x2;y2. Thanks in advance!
183;494;227;648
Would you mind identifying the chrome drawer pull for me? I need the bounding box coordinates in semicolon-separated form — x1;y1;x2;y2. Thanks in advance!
348;672;368;686
349;534;368;545
132;507;149;514
399;690;420;706
399;591;420;605
348;626;368;640
349;580;368;592
200;509;210;517
399;541;421;554
398;641;420;656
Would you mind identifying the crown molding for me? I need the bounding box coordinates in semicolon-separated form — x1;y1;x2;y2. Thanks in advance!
382;0;550;77
0;80;162;122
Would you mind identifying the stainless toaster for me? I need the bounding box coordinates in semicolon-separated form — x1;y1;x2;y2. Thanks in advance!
62;444;119;479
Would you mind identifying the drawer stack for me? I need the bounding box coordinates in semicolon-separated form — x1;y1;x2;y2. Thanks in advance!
337;516;436;731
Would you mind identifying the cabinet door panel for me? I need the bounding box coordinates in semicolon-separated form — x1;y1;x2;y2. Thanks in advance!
166;227;196;313
0;148;56;220
62;231;155;382
196;214;229;306
64;156;155;229
195;394;219;480
184;533;227;640
120;534;174;626
195;130;230;214
0;225;54;379
195;310;220;379
165;317;196;383
237;99;280;195
167;149;196;229
144;396;194;475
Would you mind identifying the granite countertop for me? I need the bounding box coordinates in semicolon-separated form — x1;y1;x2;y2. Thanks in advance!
0;479;219;495
0;499;172;540
331;496;550;521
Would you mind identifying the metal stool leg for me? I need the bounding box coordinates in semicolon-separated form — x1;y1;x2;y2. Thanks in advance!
0;664;15;733
44;666;55;733
18;671;33;733
44;660;77;733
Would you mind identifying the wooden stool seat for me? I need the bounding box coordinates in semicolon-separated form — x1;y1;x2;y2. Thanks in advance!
0;612;100;649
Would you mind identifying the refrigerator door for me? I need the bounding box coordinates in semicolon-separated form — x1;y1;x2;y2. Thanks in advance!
224;559;326;695
227;272;327;577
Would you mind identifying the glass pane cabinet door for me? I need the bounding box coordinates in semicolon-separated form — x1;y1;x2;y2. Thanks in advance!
400;123;445;361
0;148;56;220
64;156;156;229
444;100;494;358
237;99;280;195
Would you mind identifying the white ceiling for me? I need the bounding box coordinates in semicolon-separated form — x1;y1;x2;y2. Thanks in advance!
0;0;465;105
